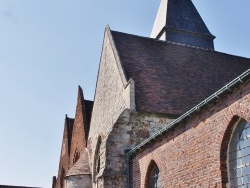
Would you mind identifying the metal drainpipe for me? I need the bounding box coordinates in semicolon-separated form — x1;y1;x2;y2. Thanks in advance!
125;149;132;188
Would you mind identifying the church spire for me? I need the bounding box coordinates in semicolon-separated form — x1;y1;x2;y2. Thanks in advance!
151;0;215;50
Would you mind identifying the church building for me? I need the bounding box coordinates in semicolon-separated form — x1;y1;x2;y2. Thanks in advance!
52;0;250;187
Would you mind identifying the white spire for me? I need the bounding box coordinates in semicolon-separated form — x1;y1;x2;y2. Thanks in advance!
150;0;168;39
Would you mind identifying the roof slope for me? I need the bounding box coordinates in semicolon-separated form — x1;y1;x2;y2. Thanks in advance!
166;0;212;36
111;30;250;116
151;0;213;37
151;0;215;49
66;150;91;177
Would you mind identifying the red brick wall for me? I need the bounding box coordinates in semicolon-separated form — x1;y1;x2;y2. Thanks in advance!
54;87;90;188
69;87;88;168
55;118;72;188
132;81;250;188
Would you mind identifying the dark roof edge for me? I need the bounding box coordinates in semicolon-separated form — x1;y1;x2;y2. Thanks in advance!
166;26;216;39
112;30;250;59
126;68;250;156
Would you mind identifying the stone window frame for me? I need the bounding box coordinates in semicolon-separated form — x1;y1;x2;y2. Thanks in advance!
227;118;250;188
93;136;102;183
145;160;161;188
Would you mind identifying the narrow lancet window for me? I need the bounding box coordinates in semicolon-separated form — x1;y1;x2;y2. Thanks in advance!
73;149;80;164
147;161;161;188
94;136;102;183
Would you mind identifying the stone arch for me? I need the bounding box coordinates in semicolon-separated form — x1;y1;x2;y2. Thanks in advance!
220;115;240;187
228;119;250;187
220;103;250;187
140;153;163;188
144;160;161;188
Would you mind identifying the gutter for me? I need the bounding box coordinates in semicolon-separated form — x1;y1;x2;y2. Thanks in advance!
126;152;131;188
125;68;250;187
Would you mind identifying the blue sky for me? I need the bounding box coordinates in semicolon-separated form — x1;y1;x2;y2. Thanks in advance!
0;0;249;187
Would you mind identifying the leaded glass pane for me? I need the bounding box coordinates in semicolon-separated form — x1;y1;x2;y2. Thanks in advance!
229;120;250;187
148;164;161;188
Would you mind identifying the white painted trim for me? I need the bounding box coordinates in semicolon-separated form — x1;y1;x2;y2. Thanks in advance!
151;0;168;39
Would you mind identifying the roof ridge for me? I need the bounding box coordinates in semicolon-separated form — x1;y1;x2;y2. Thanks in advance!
111;30;250;59
111;30;211;50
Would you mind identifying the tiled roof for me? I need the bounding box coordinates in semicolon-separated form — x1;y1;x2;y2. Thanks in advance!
111;30;250;116
66;150;91;177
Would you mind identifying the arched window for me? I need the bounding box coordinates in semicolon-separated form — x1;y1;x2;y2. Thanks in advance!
93;136;102;182
95;139;101;174
228;119;250;187
146;161;161;188
73;149;80;164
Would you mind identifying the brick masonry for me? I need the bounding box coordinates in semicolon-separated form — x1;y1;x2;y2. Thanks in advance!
69;88;87;168
54;87;91;188
54;118;72;188
131;81;250;188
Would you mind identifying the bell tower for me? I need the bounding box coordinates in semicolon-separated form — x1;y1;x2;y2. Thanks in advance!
151;0;215;50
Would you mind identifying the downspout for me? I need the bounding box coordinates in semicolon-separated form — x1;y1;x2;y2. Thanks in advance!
125;149;131;188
